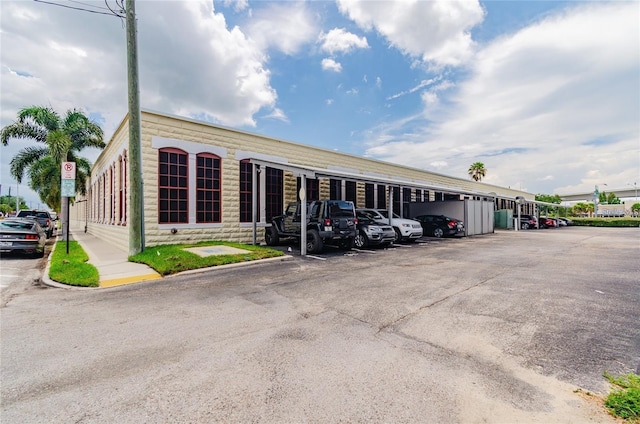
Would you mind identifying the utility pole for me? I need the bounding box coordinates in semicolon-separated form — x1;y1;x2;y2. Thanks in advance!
126;0;144;255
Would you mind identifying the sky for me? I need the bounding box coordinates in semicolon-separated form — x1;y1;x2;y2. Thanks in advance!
1;0;639;209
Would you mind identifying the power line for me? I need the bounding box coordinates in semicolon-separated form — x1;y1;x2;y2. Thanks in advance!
33;0;124;18
67;0;111;12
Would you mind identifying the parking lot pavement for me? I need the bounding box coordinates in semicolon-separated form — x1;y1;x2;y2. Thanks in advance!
1;227;637;423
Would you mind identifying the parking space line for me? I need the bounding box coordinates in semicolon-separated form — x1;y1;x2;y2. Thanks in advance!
351;249;377;254
306;255;326;261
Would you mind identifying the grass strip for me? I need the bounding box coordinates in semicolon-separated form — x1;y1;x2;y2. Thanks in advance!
129;241;284;276
48;241;99;287
603;372;640;421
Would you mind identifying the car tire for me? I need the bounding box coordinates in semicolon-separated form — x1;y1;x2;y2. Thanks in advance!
306;229;323;254
393;228;402;243
338;238;354;251
354;231;368;248
265;226;279;246
521;222;529;230
433;228;444;238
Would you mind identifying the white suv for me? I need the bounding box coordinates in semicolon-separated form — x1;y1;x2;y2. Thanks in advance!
356;208;423;242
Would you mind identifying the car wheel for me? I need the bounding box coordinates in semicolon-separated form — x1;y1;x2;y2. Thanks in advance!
393;228;402;243
338;238;354;250
265;226;279;246
433;228;444;238
306;229;323;254
521;222;529;230
354;231;368;248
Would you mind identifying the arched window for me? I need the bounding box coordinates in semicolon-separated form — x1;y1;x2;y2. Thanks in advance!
196;153;221;223
158;148;188;223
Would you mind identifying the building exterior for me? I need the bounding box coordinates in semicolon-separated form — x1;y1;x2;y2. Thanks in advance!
70;110;534;251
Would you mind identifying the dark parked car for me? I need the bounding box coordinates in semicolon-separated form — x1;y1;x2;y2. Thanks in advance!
518;214;538;230
354;211;395;248
265;200;357;253
16;210;54;238
413;214;465;238
0;218;46;257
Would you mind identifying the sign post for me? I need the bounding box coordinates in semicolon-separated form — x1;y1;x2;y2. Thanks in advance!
61;162;76;254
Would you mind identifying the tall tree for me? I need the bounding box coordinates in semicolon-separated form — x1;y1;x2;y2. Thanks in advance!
535;193;562;215
468;162;486;182
1;106;105;210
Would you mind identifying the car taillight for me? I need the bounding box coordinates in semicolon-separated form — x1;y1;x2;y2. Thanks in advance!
354;218;358;225
447;221;455;228
25;234;39;240
324;218;331;226
46;219;51;227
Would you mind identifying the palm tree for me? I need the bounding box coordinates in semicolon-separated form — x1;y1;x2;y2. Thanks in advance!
468;162;486;182
1;106;105;210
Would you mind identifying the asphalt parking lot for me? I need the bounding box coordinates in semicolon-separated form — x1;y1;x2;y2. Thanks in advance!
1;227;638;423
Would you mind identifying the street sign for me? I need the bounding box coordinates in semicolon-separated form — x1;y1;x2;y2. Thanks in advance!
62;162;76;180
61;179;76;197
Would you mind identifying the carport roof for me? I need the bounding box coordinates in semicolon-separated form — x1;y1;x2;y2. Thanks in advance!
249;158;516;201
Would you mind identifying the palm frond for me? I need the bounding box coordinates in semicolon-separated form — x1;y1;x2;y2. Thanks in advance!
18;106;60;131
1;121;49;145
8;146;49;182
65;110;106;150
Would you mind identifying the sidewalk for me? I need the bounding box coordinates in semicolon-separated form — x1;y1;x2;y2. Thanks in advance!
45;231;162;289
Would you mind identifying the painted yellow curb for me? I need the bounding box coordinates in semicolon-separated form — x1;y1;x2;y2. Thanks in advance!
99;273;162;288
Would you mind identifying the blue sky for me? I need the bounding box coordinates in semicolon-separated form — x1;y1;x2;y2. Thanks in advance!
1;0;638;208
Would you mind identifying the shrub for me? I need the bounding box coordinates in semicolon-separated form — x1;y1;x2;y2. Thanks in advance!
572;218;640;227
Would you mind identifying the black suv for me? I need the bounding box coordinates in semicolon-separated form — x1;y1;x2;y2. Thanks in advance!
16;210;54;238
265;200;357;253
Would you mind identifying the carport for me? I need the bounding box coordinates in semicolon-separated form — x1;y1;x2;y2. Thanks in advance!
514;198;571;230
248;158;507;255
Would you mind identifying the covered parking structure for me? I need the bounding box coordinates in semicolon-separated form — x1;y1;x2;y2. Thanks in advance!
71;109;534;252
248;158;518;255
513;198;572;230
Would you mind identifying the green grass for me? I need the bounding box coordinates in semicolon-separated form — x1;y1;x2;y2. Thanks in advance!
48;241;99;287
603;372;640;421
572;218;640;227
129;241;284;276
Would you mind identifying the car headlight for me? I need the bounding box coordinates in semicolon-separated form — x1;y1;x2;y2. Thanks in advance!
401;223;410;227
369;226;380;231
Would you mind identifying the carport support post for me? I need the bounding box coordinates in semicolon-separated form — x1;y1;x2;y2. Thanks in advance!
388;187;394;226
300;174;307;256
252;164;258;245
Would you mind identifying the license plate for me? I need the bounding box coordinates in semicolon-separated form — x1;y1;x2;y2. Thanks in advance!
0;241;12;246
324;226;333;231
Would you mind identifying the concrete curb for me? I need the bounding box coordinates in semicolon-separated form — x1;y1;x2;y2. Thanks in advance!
41;246;294;290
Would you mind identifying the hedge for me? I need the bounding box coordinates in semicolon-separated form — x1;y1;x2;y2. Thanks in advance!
572;218;640;227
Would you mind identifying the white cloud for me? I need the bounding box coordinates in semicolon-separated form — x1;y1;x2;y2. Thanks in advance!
262;107;289;123
387;77;440;100
222;0;249;13
319;28;368;55
363;2;639;194
321;58;342;73
0;0;283;204
245;2;318;55
337;0;484;67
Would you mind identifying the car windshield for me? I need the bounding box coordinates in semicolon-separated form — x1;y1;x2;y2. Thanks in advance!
1;221;34;230
377;210;401;219
327;201;355;217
